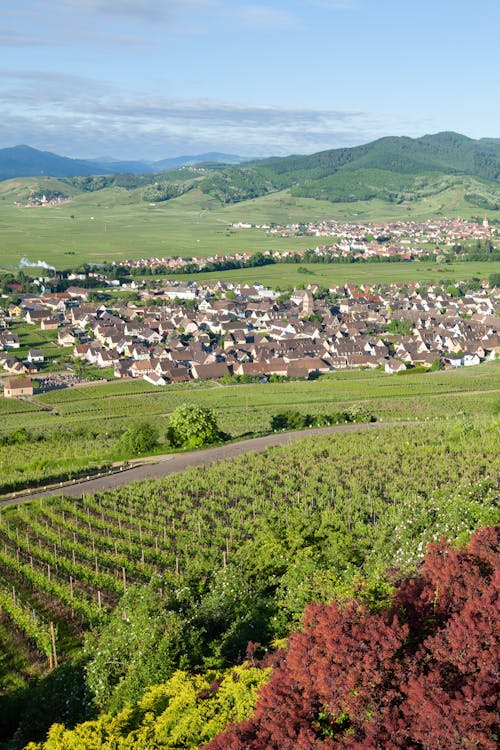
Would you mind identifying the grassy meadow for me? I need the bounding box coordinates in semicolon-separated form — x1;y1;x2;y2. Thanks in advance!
1;177;498;270
0;187;333;269
173;259;500;288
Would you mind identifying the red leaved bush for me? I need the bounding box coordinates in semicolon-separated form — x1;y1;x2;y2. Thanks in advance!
204;525;499;750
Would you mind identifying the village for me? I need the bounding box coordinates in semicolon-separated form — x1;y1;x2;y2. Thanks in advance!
115;217;496;272
1;263;499;398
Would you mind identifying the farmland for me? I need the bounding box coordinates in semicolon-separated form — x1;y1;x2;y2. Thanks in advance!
0;186;335;270
0;362;498;495
172;259;500;288
0;137;499;748
0;415;498;746
0;304;498;748
1;176;499;270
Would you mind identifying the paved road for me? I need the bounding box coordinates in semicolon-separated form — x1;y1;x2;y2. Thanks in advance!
1;421;405;506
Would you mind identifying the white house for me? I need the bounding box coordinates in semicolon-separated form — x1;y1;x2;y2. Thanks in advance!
27;349;44;363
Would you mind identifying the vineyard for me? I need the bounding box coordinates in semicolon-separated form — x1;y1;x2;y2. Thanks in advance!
0;416;498;746
0;361;498;494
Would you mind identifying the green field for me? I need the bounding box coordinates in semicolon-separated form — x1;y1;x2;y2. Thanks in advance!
0;178;498;270
173;259;500;288
0;362;498;494
0;187;333;269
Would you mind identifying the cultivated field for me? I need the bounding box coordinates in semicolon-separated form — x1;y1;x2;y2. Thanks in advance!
0;419;497;734
173;259;500;288
0;362;498;495
1;179;498;270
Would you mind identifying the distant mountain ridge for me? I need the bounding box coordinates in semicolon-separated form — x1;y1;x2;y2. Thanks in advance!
250;131;500;182
191;131;500;207
1;133;499;213
0;146;245;181
0;145;110;181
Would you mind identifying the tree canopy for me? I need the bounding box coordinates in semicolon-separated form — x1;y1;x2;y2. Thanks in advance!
119;420;159;455
166;404;222;449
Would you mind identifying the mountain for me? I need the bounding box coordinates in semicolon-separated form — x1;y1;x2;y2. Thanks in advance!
193;131;500;207
152;153;246;170
0;146;246;181
89;158;154;174
84;153;246;174
0;145;112;181
250;131;500;182
1;133;499;213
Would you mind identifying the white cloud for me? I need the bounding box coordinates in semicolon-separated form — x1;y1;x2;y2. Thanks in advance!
0;71;387;158
233;4;299;28
54;0;218;21
301;0;358;8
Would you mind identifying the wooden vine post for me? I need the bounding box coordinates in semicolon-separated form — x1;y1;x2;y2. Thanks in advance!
50;621;58;669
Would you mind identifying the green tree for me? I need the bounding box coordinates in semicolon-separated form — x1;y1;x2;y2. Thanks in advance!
345;404;376;423
386;318;413;336
271;411;310;431
166;404;222;449
431;357;444;371
119;421;159;455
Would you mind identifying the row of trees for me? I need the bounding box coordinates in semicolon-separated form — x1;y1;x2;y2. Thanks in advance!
270;406;375;431
121;402;379;457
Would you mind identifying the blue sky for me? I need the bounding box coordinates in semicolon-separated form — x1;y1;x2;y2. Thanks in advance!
1;0;499;159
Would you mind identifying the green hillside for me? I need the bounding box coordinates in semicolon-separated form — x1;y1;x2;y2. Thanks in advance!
1;132;499;269
252;131;500;181
0;182;498;270
244;132;500;206
165;133;500;207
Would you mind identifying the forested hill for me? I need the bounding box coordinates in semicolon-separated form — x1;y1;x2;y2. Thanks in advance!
2;133;500;211
252;131;500;180
197;131;500;207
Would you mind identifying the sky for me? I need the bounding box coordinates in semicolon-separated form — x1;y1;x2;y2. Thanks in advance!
1;0;499;160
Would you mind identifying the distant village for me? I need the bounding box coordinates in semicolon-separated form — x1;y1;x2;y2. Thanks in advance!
116;217;496;272
15;192;71;208
1;257;499;398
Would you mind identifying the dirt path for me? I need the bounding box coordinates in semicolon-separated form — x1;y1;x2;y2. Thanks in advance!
1;421;408;507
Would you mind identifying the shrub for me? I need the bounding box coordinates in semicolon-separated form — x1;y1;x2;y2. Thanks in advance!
205;525;500;750
119;421;159;455
270;411;311;431
166;404;222;449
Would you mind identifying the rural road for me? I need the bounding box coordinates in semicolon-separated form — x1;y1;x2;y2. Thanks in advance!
2;421;405;506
